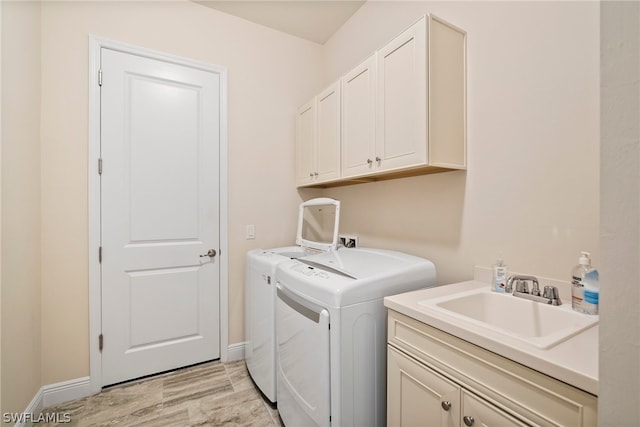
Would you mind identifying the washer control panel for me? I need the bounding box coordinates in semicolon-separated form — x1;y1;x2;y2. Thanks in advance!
290;262;332;280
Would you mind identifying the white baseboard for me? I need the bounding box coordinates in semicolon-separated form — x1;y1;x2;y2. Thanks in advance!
13;387;43;427
11;377;90;427
19;343;245;424
42;376;92;408
226;341;246;362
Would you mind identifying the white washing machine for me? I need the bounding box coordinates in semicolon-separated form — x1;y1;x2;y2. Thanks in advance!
275;248;437;427
245;198;341;403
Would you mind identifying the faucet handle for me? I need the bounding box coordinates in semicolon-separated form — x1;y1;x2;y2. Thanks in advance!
506;275;538;294
543;286;563;305
515;280;529;294
531;281;541;296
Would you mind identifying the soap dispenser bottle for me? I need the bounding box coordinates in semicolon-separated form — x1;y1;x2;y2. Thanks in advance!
582;268;599;315
492;257;508;293
571;251;591;313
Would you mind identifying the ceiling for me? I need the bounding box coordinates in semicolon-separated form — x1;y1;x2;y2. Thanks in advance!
194;1;366;44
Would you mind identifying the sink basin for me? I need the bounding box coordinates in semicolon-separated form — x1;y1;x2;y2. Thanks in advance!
418;288;598;349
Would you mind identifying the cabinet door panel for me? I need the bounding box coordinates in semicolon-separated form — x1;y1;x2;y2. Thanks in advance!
316;82;341;182
388;346;460;427
296;100;316;186
342;55;377;178
461;391;530;427
377;16;427;172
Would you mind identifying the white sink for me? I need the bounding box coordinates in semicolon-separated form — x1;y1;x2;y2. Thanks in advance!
418;288;598;349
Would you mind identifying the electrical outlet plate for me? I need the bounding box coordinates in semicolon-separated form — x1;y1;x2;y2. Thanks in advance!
339;234;358;248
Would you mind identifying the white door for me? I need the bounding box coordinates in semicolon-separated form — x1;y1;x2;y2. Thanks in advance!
100;48;221;386
276;284;331;427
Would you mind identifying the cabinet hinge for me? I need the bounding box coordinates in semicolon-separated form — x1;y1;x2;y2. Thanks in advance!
99;334;104;352
98;69;103;87
99;246;102;263
98;158;103;175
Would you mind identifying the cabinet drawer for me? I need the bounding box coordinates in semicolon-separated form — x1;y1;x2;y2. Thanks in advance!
461;390;530;427
388;310;597;427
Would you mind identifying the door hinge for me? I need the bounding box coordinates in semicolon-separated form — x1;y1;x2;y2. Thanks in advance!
98;158;103;175
99;334;104;352
98;69;103;87
99;246;102;263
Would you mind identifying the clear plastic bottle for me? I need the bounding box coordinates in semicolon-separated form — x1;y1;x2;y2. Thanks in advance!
492;257;508;293
571;251;591;313
582;268;599;315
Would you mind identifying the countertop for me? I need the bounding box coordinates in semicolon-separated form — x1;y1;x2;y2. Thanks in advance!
384;280;598;396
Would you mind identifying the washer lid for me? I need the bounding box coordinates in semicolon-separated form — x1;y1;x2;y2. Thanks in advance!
299;247;429;279
295;198;341;253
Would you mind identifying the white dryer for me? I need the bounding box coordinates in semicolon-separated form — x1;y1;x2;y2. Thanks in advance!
245;198;341;403
275;248;437;427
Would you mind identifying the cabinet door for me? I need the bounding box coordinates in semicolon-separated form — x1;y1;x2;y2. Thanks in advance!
388;346;460;427
376;16;427;172
296;99;316;186
342;54;377;178
315;81;341;183
461;391;530;427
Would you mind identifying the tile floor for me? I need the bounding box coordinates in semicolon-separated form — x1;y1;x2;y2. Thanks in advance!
42;360;283;426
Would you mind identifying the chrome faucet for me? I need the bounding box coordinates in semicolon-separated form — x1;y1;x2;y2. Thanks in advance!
506;275;562;306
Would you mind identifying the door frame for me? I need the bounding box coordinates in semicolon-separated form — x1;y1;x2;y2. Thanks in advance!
88;36;229;393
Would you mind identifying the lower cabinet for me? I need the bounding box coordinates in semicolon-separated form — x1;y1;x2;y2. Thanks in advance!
388;346;460;427
388;347;529;427
387;310;597;427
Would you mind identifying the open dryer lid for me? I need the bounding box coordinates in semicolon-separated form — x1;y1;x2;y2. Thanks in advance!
295;198;341;253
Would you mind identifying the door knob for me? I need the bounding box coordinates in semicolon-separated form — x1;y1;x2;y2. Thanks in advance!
200;249;217;258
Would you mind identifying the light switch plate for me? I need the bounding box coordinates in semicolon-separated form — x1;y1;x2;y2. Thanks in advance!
246;224;255;240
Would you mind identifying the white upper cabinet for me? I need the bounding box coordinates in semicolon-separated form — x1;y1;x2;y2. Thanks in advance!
316;82;342;183
341;54;377;178
376;16;428;173
295;81;341;187
428;15;467;169
295;99;316;186
297;14;466;187
375;14;467;175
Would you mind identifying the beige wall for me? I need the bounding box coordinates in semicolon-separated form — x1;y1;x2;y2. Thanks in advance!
318;1;600;286
1;0;603;413
39;1;322;385
1;0;3;414
599;1;640;425
1;0;43;416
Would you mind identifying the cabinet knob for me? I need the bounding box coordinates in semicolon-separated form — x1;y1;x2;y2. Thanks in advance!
463;416;475;426
309;173;314;177
375;156;381;162
441;401;452;411
314;172;319;177
367;158;373;165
